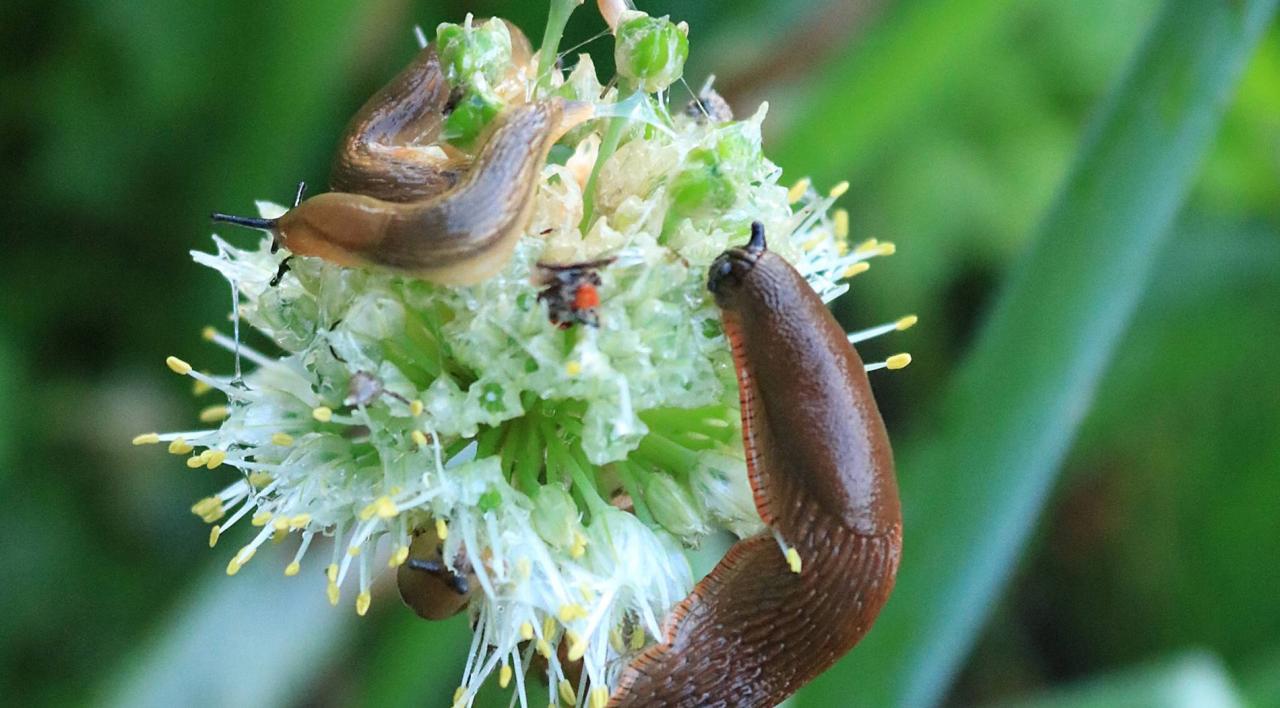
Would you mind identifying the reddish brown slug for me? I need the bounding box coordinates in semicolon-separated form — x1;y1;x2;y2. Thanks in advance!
609;222;902;707
213;98;591;284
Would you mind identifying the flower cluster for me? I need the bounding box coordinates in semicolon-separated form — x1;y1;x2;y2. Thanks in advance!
134;5;911;706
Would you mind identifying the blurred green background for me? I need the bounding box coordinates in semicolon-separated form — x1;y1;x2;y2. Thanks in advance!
2;0;1277;706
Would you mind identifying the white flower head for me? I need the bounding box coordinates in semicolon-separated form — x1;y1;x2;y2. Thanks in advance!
136;5;914;706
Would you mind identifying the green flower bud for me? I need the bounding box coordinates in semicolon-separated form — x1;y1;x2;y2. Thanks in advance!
689;451;763;539
669;148;736;217
644;472;710;543
614;11;689;93
532;484;580;549
435;17;513;87
442;79;504;149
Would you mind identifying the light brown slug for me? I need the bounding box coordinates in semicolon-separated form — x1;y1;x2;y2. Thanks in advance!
397;522;476;621
609;222;902;707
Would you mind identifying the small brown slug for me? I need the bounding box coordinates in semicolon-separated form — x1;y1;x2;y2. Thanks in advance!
213;97;593;285
397;523;476;621
609;222;902;707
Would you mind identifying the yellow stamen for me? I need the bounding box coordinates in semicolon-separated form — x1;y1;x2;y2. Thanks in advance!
312;406;333;423
499;664;513;689
787;177;810;204
841;261;871;279
356;591;371;616
887;353;912;370
271;432;294;446
452;687;467;708
289;514;311;529
226;547;255;576
410;399;424;416
536;639;553;659
186;454;208;469
204;450;227;469
347;545;361;557
876;241;897;256
558;679;577;706
201;326;218;341
271;528;288;544
568;638;588;662
166;356;192;375
251;511;272;527
191;496;224;522
610;627;625;652
520;621;534;641
132;432;160;446
411;430;428;447
543;616;558;639
198;405;230;423
273;516;290;532
896;314;919;331
248;472;273;488
590;687;609;708
565;361;582;377
828;180;850;198
326;563;339;582
285;561;301;576
559;603;588;622
377;497;398;519
168;438;193;455
192;378;212;396
570;531;587;558
208;525;221;548
435;518;449;541
855;238;879;253
389;546;410;568
834;208;849;239
327;581;340;606
786;547;803;574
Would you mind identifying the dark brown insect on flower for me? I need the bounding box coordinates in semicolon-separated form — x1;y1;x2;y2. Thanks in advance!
534;257;615;329
684;85;733;124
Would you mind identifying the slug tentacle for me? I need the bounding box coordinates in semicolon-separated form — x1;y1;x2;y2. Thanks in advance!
610;223;902;707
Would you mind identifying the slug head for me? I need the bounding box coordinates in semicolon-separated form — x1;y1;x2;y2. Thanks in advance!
707;221;768;309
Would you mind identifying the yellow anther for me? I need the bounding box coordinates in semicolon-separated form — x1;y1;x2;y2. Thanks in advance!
559;603;588;622
376;497;399;519
186;454;208;469
630;629;646;650
841;261;871;279
312;406;333;423
565;361;582;376
800;233;826;252
168;438;193;455
358;501;379;521
590;687;609;708
166;356;192;375
787;177;810;204
191;496;224;522
251;511;272;527
499;664;513;688
520;621;535;641
786;547;803;574
855;238;879;253
192;378;213;396
198;405;230;423
536;639;553;659
271;432;294;446
411;430;428;447
356;591;372;616
289;513;311;529
204;450;227;469
543;616;558;639
201;326;218;341
226;547;255;576
348;545;361;557
327;581;340;606
208;525;221;548
248;472;274;488
435;518;449;541
285;561;301;576
326;563;339;582
410;399;424;416
833;208;849;239
452;687;468;708
610;627;625;652
558;679;577;706
896;314;919;331
837;239;849;256
273;516;290;532
389;545;410;568
570;531;587;558
828;180;850;198
568;638;588;662
876;241;897;256
132;432;161;446
886;353;912;370
271;528;288;544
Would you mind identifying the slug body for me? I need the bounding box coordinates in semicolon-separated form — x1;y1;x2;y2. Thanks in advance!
275;97;591;285
610;225;902;707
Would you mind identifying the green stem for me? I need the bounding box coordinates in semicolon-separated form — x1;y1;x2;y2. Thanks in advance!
540;418;608;514
579;110;630;231
635;430;699;475
613;462;654;526
536;0;581;94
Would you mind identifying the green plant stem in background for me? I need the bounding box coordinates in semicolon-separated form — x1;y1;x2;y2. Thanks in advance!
795;1;1279;706
536;0;582;93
